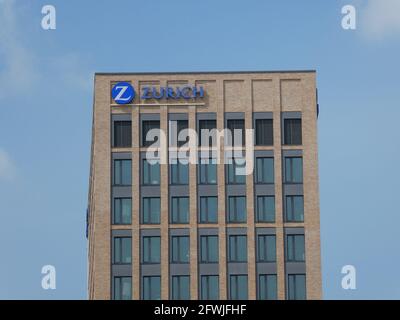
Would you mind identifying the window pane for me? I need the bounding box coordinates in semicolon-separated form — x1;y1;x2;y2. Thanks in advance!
256;196;275;222
142;120;160;147
172;276;190;300
200;196;218;223
114;198;121;224
228;196;246;223
230;275;248;300
258;275;277;300
255;119;273;146
256;158;274;183
121;277;132;300
121;160;132;185
143;276;161;300
171;236;189;263
286;196;304;222
284;119;302;145
288;274;306;300
229;235;247;262
257;235;276;262
201;275;219;300
286;235;305;262
199;119;216;146
114;238;120;263
292;158;303;183
143;198;160;224
114;121;132;148
121;237;132;263
227;119;245;146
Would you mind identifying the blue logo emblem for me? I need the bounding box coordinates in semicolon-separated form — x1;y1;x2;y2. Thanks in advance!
112;82;135;104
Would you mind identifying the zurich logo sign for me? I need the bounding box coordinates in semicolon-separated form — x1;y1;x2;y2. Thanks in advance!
112;82;135;104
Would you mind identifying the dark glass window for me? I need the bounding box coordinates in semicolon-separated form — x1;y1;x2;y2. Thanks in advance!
228;235;247;262
142;236;160;263
258;275;277;300
200;275;219;300
199;158;217;184
170;162;189;185
170;197;189;224
255;119;273;146
198;119;216;147
113;237;132;264
287;274;306;300
113;159;131;186
200;235;219;263
285;157;303;183
227;196;247;223
257;235;276;262
171;276;190;300
142;120;160;147
142;159;160;185
286;234;305;262
170;120;189;147
113;276;132;300
226;160;246;184
114;121;132;148
199;196;218;223
255;158;274;184
142;197;160;224
256;196;275;222
227;119;245;146
142;276;161;300
229;275;248;300
171;236;190;263
284;119;302;145
285;196;304;222
113;198;132;224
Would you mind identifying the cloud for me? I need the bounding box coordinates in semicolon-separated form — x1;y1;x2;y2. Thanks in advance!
0;148;16;181
361;0;400;40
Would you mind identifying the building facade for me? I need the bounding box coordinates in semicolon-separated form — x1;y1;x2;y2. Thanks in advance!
87;71;322;300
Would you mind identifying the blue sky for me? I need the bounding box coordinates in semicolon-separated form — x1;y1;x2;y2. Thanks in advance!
0;0;399;299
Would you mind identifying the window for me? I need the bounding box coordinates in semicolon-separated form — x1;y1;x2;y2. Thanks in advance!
284;119;302;145
113;237;132;264
227;196;247;223
285;157;303;183
227;119;245;146
142;236;160;263
199;196;218;223
255;119;273;146
229;275;248;300
198;119;216;147
170;120;189;147
256;196;275;223
171;276;190;300
171;236;189;263
171;197;189;224
228;235;247;262
287;274;306;300
199;159;217;184
114;121;132;148
285;196;304;222
142;197;160;224
142;120;160;147
257;235;276;262
255;158;274;184
142;159;160;185
226;160;246;184
170;162;189;185
142;276;161;300
113;198;132;224
113;277;131;300
200;275;219;300
113;159;131;186
258;275;277;300
286;234;305;262
200;235;219;263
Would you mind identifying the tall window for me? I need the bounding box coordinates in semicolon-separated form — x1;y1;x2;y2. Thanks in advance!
170;197;189;224
258;275;277;300
287;274;306;300
142;276;161;300
171;276;190;300
142;236;160;263
257;235;276;262
170;120;189;147
114;121;132;148
199;159;217;184
286;234;305;262
256;196;275;222
142;197;160;224
113;198;132;224
113;237;132;264
228;235;247;262
170;162;189;185
199;196;218;223
255;158;274;184
171;236;189;263
142;159;160;185
200;235;219;263
284;119;302;145
285;157;303;183
285;196;304;222
113;276;132;300
198;119;216;147
113;159;131;186
255;119;273;146
200;275;219;300
142;120;160;147
229;275;248;300
227;196;247;223
227;119;245;146
226;160;246;184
